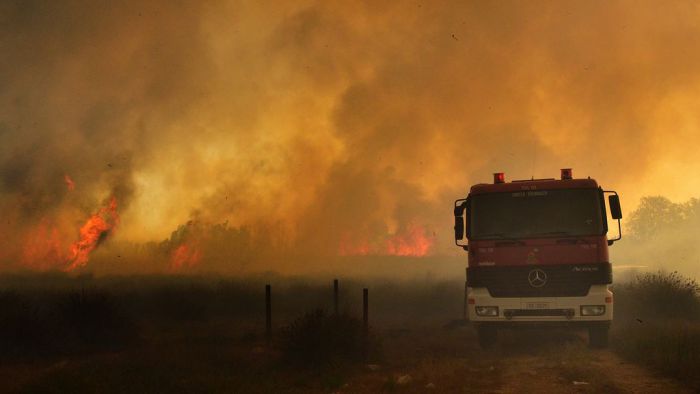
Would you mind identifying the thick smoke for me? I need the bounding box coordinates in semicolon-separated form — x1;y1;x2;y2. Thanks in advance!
615;196;700;281
2;1;700;273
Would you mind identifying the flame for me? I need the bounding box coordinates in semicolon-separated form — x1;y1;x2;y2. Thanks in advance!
339;223;434;257
385;224;434;257
64;174;75;191
65;197;119;271
170;243;201;270
21;220;66;270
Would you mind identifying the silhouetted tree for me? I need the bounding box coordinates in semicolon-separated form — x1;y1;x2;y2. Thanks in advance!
627;196;683;240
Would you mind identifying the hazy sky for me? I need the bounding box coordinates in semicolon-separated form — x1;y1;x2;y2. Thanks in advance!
2;0;700;270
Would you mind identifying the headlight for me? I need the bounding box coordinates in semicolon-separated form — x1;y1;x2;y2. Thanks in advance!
580;305;606;316
475;306;499;317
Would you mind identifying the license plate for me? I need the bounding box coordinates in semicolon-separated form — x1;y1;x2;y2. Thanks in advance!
525;302;550;309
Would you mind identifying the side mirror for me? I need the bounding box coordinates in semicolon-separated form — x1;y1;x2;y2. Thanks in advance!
454;216;465;240
609;195;622;220
454;201;466;241
604;190;623;245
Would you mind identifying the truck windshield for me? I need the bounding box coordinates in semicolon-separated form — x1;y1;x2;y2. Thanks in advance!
470;189;604;239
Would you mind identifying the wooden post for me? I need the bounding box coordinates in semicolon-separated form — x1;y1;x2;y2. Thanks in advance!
363;288;369;333
333;279;339;315
265;284;272;342
363;287;369;359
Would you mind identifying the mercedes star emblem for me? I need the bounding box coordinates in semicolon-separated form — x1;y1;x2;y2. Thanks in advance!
528;269;547;288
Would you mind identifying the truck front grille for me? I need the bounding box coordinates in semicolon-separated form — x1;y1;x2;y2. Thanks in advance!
467;263;612;298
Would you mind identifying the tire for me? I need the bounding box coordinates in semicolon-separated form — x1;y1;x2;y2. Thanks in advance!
588;324;609;348
477;325;497;349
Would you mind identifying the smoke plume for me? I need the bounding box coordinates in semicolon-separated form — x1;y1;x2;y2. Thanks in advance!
2;1;700;273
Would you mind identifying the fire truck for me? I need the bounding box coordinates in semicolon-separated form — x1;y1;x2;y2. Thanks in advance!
453;169;622;348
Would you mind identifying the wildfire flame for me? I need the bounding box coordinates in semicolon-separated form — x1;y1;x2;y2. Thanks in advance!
65;197;119;271
21;220;65;270
170;243;202;270
339;223;434;257
385;224;434;256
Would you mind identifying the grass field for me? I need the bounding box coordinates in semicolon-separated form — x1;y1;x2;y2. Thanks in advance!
611;271;700;389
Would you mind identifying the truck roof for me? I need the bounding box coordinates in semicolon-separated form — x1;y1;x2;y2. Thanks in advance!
470;178;599;195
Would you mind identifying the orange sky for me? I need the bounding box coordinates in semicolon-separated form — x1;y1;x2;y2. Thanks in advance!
2;1;700;271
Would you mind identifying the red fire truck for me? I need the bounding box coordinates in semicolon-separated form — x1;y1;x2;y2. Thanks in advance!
453;169;622;348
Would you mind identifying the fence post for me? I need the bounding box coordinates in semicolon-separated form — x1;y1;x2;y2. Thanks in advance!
363;288;369;333
265;284;272;342
333;279;339;315
363;287;369;359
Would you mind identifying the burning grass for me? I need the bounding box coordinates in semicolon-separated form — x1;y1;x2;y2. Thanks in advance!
338;223;435;257
66;197;120;271
19;196;120;272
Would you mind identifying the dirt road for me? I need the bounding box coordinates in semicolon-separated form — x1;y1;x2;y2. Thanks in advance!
346;325;693;393
495;348;691;394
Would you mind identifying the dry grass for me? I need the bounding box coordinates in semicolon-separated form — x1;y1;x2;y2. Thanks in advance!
612;321;700;390
0;274;465;393
1;272;700;392
612;271;700;390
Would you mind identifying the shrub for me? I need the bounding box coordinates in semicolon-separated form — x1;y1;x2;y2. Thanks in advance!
614;271;700;321
613;271;700;390
280;309;380;366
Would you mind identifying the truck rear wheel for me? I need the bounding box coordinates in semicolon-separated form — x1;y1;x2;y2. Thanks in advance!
477;325;497;349
588;324;609;348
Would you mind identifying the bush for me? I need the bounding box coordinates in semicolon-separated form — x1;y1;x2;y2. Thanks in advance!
614;271;700;321
280;309;380;366
613;271;700;390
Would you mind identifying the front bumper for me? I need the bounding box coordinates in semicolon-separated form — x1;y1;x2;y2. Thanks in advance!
467;284;613;323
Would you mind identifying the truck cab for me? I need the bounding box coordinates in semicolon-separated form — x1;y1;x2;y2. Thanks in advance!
454;169;623;348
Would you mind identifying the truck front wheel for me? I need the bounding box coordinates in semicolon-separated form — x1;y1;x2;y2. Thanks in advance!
477;325;497;349
588;324;609;348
